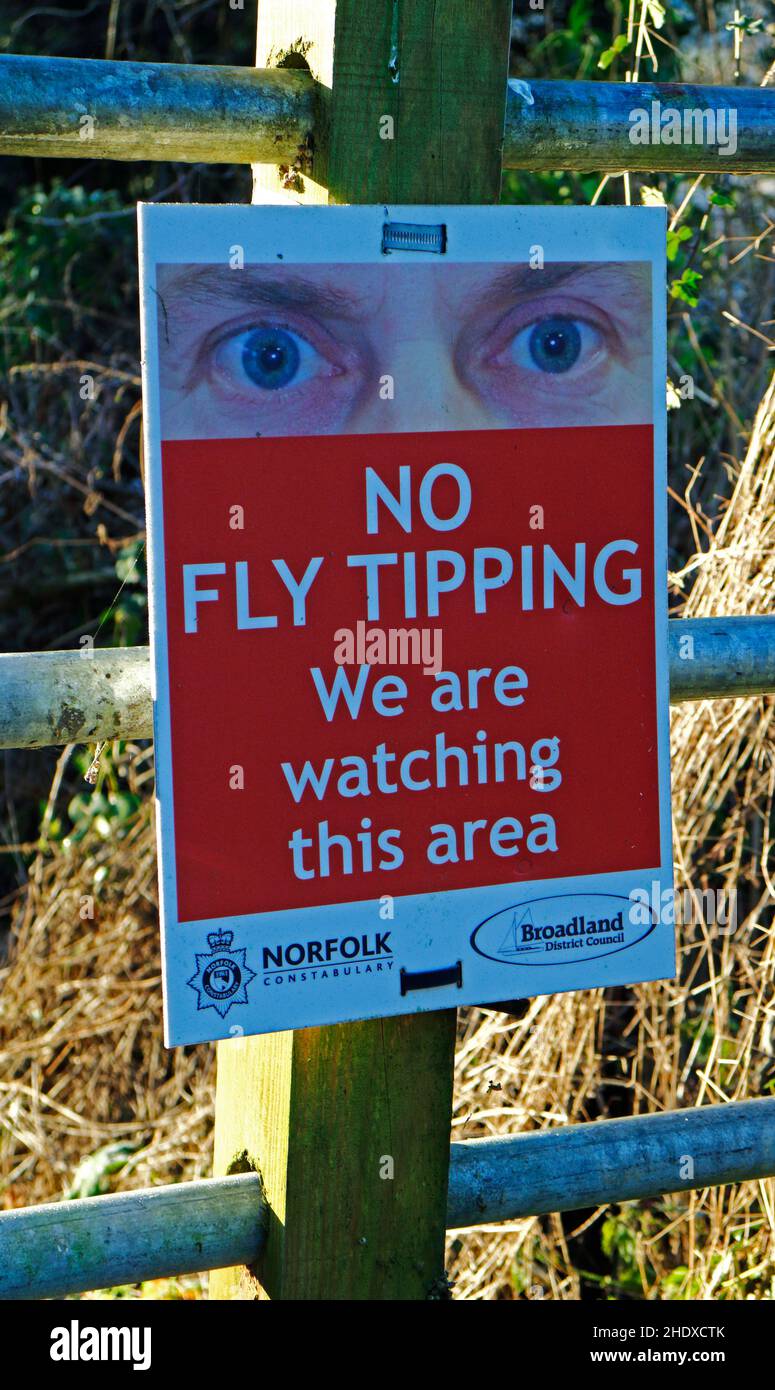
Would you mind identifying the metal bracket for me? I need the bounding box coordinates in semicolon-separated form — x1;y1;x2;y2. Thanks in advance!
382;221;447;254
400;961;462;995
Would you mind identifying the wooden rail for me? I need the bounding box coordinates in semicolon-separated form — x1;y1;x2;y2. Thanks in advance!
0;1174;266;1302
1;55;773;173
1;616;773;750
504;78;775;173
2;1098;773;1300
0;55;314;165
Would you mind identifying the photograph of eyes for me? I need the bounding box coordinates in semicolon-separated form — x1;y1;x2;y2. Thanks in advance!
155;260;653;440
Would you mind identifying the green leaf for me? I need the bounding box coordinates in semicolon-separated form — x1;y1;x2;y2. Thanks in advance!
110;791;141;823
567;0;592;39
65;1142;140;1199
598;34;630;70
709;191;736;208
666;226;692;261
67;790;109;825
670;268;703;307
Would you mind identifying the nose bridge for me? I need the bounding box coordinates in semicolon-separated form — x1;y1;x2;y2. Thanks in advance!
354;336;493;433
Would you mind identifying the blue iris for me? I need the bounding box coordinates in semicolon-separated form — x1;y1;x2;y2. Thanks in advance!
241;327;301;390
528;317;582;374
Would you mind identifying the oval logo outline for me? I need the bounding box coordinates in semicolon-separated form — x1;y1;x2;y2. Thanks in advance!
470;892;658;967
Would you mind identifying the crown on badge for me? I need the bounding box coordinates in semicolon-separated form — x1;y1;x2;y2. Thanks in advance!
208;929;234;952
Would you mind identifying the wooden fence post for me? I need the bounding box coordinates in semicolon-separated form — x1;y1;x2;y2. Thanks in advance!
210;0;512;1301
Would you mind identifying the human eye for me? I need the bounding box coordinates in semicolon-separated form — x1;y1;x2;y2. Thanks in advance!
170;310;366;438
210;323;334;395
485;299;613;383
458;285;641;427
506;315;605;376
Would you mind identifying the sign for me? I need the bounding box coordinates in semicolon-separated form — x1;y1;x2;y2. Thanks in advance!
138;204;673;1045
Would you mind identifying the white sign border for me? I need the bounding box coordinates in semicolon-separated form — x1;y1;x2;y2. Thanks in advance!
138;203;672;1046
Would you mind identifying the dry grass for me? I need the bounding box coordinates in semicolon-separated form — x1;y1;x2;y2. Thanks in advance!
0;799;214;1210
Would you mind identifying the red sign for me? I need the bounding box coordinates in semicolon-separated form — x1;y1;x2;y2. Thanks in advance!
163;425;658;919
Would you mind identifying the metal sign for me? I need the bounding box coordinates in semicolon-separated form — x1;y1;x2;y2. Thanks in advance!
139;204;673;1044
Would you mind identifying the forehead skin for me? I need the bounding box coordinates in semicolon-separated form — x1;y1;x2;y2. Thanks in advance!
155;261;651;347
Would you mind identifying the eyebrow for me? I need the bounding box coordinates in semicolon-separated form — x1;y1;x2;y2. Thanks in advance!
158;266;366;320
475;262;649;311
157;260;650;336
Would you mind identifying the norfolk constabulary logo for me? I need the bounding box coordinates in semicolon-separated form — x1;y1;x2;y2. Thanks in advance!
187;930;256;1018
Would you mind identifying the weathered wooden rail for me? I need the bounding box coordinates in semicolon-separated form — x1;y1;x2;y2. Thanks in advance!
2;1099;773;1299
1;54;773;173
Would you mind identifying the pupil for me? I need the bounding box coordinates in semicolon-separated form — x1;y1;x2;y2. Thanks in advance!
261;345;285;370
528;317;581;374
242;327;300;390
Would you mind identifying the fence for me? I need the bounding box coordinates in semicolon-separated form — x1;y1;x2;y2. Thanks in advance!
3;1100;775;1300
1;0;774;1301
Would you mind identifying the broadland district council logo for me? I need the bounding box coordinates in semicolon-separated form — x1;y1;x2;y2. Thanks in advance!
188;930;256;1018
